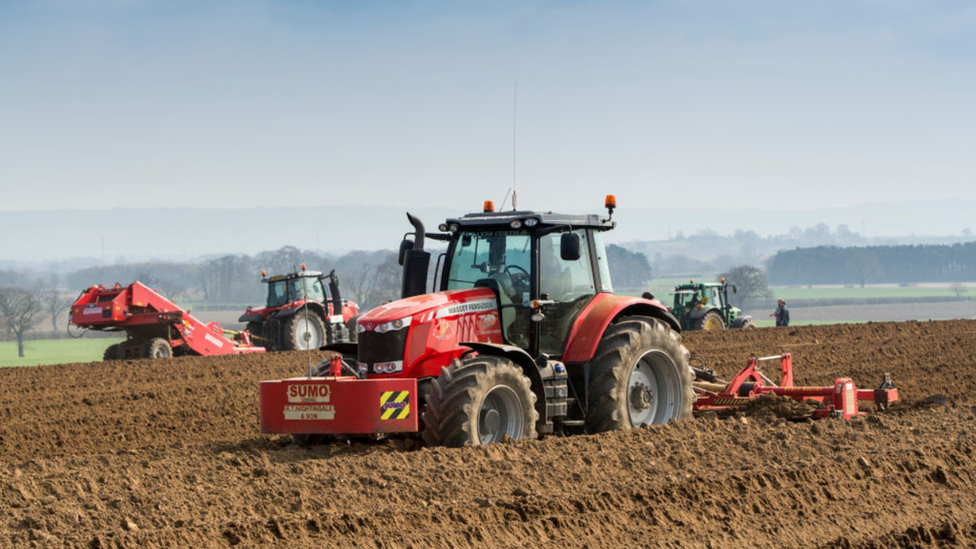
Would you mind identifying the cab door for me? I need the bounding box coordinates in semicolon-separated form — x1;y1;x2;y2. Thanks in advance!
537;230;597;357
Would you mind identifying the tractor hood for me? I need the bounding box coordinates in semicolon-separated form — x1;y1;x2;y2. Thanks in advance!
357;287;497;331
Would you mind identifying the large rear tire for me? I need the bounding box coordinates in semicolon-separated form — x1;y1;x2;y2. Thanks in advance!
586;317;694;433
423;355;538;447
282;310;326;351
694;310;726;331
103;343;121;361
141;338;172;359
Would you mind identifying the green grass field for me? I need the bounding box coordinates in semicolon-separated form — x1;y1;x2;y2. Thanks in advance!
770;285;967;301
0;338;122;368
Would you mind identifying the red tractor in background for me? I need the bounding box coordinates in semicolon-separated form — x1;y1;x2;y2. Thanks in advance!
239;268;359;351
260;197;696;446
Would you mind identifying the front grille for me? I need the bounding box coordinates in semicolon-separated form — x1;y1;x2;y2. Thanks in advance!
358;329;408;373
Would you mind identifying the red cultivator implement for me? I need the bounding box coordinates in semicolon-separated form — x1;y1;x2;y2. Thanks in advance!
692;354;898;419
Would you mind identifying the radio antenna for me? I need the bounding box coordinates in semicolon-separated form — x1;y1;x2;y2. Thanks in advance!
512;82;517;211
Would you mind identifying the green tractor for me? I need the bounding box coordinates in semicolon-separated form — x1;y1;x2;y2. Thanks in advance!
670;278;756;331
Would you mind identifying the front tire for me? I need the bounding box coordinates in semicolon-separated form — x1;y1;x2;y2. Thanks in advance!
141;338;172;359
694;311;726;331
423;355;538;447
586;317;694;433
282;310;326;351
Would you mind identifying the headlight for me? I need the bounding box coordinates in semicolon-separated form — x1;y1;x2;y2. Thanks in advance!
373;361;403;374
374;316;412;333
356;322;366;333
524;218;539;227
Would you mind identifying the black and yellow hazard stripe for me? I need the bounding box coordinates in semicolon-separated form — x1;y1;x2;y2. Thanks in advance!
380;391;410;420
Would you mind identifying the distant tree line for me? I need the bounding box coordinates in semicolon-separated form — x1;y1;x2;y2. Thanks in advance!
606;245;652;288
768;243;976;285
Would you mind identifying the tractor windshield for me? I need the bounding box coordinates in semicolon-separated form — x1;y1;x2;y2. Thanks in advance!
445;230;532;298
267;277;325;308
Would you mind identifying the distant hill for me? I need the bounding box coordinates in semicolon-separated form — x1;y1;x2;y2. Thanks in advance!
2;199;974;270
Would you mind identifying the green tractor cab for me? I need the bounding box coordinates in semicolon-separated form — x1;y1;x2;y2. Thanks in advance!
670;279;756;331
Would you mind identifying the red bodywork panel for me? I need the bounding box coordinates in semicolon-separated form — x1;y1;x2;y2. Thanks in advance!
259;376;418;435
70;281;264;356
362;287;504;379
693;354;899;419
562;293;672;363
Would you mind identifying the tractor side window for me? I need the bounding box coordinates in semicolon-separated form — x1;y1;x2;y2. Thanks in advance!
592;231;613;293
709;287;722;308
539;231;595;302
539;230;596;356
267;281;288;308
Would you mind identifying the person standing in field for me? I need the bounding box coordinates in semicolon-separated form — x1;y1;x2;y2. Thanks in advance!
771;299;790;326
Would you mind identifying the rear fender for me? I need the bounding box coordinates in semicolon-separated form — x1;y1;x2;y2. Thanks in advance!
562;294;679;363
688;305;719;321
273;302;325;320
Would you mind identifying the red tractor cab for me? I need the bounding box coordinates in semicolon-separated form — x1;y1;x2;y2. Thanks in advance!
260;197;695;446
239;268;359;351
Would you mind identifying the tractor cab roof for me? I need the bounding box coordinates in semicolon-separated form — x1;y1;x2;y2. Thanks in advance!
263;270;324;283
674;282;723;290
443;210;615;232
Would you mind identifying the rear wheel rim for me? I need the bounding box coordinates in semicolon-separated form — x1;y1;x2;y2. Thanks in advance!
628;350;681;426
478;385;524;444
295;317;323;349
153;346;170;358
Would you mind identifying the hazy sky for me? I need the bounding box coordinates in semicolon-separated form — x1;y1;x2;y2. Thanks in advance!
2;0;974;214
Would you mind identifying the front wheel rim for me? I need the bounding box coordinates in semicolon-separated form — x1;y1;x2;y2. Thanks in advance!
478;385;524;444
295;317;322;349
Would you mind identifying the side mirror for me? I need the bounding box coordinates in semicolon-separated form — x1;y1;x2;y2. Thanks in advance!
398;239;414;266
560;232;581;261
732;285;738;294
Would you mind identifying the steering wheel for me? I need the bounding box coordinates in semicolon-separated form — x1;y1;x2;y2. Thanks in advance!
504;265;531;297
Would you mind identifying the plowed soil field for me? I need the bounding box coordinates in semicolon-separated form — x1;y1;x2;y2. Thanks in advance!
3;320;976;548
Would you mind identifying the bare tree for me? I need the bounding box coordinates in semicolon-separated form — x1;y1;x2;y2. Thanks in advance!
41;288;72;331
718;265;772;309
950;283;969;300
0;286;43;358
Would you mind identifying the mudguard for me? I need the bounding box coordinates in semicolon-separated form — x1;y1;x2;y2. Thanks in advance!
239;312;264;323
562;293;679;363
688;305;720;321
273;301;325;320
732;315;754;328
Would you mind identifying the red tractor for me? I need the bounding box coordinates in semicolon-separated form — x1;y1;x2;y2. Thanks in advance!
239;268;359;351
260;197;695;446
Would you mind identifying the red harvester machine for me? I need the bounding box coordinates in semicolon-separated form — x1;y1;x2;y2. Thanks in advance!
70;281;265;360
692;353;898;419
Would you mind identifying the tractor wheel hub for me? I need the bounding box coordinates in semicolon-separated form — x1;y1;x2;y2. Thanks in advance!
630;382;654;411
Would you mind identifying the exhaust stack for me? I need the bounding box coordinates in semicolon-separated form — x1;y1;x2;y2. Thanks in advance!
401;213;431;299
